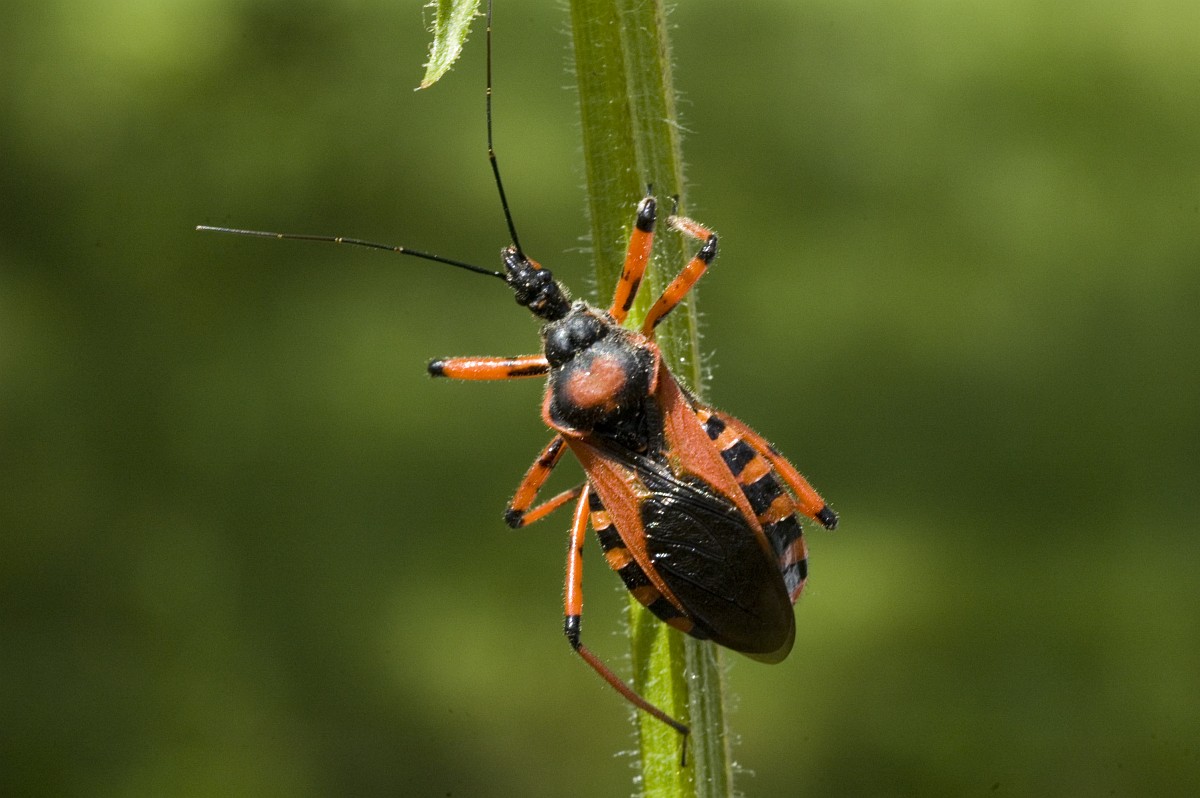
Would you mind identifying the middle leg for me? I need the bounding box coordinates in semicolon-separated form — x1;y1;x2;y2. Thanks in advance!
504;435;583;529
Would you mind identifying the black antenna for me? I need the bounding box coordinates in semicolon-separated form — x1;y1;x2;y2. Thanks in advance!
196;1;522;283
195;225;505;279
486;0;524;256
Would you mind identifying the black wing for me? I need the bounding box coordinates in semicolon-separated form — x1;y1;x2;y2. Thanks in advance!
631;452;796;662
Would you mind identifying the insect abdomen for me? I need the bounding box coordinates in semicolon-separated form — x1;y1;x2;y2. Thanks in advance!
698;409;810;602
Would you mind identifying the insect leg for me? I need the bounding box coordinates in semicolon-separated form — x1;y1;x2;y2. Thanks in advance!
607;194;657;325
563;486;691;738
504;435;583;528
427;354;549;380
712;410;839;530
640;213;717;336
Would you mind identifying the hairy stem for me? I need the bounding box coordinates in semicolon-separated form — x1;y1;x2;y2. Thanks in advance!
568;1;731;795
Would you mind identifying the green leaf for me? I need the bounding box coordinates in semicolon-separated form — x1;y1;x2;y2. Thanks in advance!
418;0;482;89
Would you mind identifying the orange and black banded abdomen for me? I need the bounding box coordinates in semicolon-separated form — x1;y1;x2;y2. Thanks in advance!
697;409;810;602
589;490;706;639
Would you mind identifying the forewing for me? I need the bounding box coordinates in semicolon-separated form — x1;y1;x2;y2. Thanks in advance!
634;458;795;661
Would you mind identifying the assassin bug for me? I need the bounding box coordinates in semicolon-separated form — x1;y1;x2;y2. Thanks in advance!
199;0;837;743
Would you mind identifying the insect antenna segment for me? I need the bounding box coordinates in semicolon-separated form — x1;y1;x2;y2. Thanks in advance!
485;0;524;257
193;225;506;280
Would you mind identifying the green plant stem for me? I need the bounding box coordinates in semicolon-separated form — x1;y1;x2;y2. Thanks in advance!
568;1;731;795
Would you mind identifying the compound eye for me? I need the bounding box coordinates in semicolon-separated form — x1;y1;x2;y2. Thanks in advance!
545;312;607;367
544;326;574;366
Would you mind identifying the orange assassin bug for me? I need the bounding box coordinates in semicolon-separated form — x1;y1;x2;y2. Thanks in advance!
199;0;837;745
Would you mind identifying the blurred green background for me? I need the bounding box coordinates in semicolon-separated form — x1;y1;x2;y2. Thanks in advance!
3;0;1198;795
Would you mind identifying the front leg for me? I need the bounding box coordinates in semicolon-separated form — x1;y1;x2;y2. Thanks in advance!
428;354;549;380
640;213;718;336
606;194;658;325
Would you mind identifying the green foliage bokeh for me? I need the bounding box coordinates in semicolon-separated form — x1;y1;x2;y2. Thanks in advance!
2;1;1197;795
